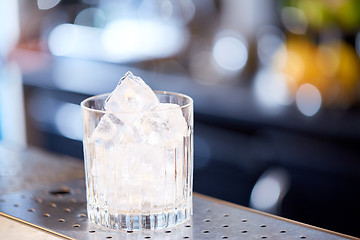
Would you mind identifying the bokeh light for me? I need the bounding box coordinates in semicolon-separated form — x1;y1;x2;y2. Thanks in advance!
272;38;359;108
176;0;196;24
250;168;290;212
251;177;281;211
0;1;19;55
316;45;339;77
254;68;293;110
296;83;322;117
212;36;248;72
281;7;308;35
257;25;285;65
356;32;360;57
159;0;173;21
190;51;219;85
48;20;188;63
102;19;187;62
37;0;61;10
55;103;83;141
48;24;79;57
74;8;106;28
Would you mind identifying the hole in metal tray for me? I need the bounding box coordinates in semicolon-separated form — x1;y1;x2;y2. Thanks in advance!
49;187;71;195
0;179;340;240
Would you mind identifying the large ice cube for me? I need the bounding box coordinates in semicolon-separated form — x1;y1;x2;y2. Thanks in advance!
91;114;125;145
105;71;159;113
90;71;157;143
136;103;188;147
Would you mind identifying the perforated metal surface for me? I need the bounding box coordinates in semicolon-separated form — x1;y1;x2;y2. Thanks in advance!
0;180;357;240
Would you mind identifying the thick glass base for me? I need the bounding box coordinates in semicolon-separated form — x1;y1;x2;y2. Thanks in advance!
87;204;192;231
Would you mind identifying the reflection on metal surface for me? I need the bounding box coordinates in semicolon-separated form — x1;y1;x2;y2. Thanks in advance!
0;145;84;195
0;213;71;239
0;180;357;240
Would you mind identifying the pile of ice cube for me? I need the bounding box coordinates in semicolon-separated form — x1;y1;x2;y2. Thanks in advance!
89;72;188;210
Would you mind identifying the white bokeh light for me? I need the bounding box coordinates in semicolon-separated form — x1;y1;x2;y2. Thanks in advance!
250;178;281;210
250;168;290;213
257;26;285;65
37;0;61;10
55;103;83;141
212;36;248;71
296;83;322;117
48;21;187;63
281;7;308;35
254;68;292;109
74;7;106;27
48;24;78;56
102;19;187;62
160;0;173;21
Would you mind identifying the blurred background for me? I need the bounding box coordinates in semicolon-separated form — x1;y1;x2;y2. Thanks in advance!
1;0;359;237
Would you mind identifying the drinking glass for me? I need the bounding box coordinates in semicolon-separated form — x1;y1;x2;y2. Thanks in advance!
81;91;193;230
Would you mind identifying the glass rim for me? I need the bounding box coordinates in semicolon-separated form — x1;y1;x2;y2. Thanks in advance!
80;90;193;114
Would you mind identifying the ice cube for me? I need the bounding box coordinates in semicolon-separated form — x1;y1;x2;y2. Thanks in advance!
105;71;159;113
90;72;159;144
88;71;190;213
90;114;125;145
136;103;188;147
157;103;188;143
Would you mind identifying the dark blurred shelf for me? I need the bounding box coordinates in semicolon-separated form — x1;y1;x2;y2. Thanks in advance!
17;49;360;140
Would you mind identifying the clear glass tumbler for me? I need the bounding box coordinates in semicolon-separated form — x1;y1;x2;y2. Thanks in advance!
81;91;193;230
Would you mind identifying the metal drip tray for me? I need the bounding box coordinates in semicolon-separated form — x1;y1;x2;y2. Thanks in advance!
0;180;356;240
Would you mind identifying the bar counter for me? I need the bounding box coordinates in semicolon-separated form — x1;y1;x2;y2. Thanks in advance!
0;144;358;240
